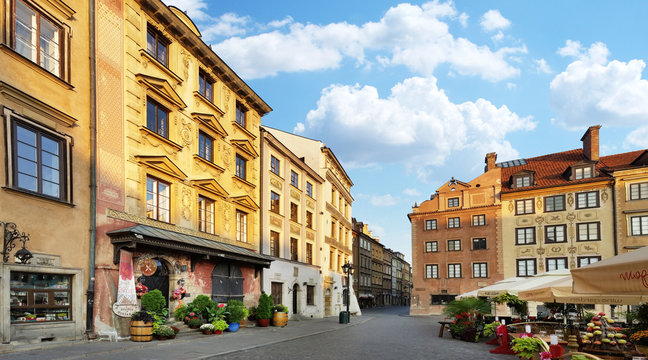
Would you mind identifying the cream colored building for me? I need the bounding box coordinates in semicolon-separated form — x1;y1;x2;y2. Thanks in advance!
93;0;272;335
0;0;90;344
260;127;325;318
264;128;356;316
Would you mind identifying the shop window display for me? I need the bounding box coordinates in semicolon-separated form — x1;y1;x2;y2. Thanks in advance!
10;272;71;323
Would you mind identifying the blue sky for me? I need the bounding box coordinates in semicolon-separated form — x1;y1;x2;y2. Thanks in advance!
165;0;648;263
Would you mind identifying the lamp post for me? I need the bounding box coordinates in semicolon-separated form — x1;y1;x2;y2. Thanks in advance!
340;262;353;324
1;221;32;264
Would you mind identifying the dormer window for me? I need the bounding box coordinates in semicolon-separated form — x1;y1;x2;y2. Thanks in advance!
513;174;532;188
574;165;594;180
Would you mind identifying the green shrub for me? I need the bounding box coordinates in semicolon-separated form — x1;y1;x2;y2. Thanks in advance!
226;300;249;323
141;289;166;315
213;319;228;331
188;318;203;328
247;306;257;321
174;305;188;322
154;325;175;337
256;293;274;320
190;295;214;320
274;304;288;313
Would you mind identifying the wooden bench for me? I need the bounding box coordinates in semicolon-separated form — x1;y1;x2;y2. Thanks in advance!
438;321;453;337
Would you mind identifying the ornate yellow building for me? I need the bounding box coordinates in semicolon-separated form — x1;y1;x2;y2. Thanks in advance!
93;0;272;335
0;0;90;344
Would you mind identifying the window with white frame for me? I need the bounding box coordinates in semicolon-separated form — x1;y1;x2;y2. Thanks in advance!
14;0;63;77
425;219;437;230
546;257;568;271
198;196;215;234
516;227;535;245
545;224;567;243
574;166;594;180
576;191;599;209
448;264;461;278
515;199;534;215
425;264;438;279
472;263;487;278
577;222;601;241
631;216;648;236
146;176;170;222
517;259;536;277
578;256;601;267
630;183;648;200
514;174;532;188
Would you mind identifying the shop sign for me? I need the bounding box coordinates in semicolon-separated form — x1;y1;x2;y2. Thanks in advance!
113;302;140;318
140;258;157;276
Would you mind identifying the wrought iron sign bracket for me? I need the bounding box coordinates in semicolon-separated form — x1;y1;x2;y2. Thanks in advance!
1;221;32;263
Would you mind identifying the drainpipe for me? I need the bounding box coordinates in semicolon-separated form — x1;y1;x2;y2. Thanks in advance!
258;128;265;293
611;178;618;256
87;0;97;334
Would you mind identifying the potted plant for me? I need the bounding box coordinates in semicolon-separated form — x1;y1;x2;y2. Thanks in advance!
189;294;214;322
154;325;175;340
130;310;155;342
511;335;550;360
188;318;203;329
213;319;228;334
200;323;215;335
247;306;257;325
226;300;249;332
256;293;273;327
273;304;289;327
442;297;491;342
174;305;188;322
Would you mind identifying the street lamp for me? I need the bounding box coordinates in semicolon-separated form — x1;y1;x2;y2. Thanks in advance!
1;221;32;264
340;262;353;324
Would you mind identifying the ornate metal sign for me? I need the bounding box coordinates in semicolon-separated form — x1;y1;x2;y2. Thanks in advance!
140;258;157;276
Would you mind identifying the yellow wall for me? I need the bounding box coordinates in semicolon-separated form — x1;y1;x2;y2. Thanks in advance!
613;169;648;253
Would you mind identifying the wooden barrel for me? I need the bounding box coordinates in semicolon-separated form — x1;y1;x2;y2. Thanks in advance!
130;320;153;342
272;312;288;327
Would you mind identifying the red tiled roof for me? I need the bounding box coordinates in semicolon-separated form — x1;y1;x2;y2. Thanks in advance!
500;149;646;193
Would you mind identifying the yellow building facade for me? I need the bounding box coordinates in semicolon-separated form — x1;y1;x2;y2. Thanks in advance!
93;0;272;335
0;0;90;344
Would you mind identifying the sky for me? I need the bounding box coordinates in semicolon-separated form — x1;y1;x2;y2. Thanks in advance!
164;0;648;263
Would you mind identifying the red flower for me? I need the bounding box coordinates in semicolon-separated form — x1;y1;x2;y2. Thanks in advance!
456;314;462;319
465;321;469;325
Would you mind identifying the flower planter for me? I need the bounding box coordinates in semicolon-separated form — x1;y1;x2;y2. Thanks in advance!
214;330;222;335
158;336;168;341
273;312;288;327
227;322;240;332
203;330;213;335
257;318;270;327
130;320;153;342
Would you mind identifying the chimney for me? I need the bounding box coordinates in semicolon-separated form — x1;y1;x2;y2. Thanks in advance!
484;152;497;172
581;125;601;161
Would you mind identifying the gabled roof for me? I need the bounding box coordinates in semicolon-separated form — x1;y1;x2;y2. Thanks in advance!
501;149;646;193
136;155;187;180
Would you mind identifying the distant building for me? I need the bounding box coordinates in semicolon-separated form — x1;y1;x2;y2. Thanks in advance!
353;219;375;308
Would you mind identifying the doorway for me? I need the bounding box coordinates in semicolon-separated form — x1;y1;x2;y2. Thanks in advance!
292;284;299;314
140;258;169;306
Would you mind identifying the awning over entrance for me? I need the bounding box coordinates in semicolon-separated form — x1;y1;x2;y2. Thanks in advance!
108;224;273;268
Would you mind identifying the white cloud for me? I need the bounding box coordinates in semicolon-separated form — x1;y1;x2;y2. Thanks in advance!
267;16;293;29
557;40;583;58
550;42;648;136
627;127;648;148
208;2;522;81
506;82;516;89
458;13;469;27
480;9;511;31
535;58;552;74
491;30;504;43
163;0;210;21
370;194;400;207
302;76;535;181
292;122;305;133
403;188;422;197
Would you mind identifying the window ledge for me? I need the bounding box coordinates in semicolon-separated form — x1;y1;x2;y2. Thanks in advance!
193;91;225;115
193;154;225;173
140;49;183;84
232;175;256;189
232;121;257;140
2;186;74;207
139;126;183;151
0;45;73;90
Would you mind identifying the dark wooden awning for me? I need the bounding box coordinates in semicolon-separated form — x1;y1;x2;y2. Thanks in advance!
108;224;272;268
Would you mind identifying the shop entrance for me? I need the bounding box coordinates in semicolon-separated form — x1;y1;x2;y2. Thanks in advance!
292;284;299;314
141;258;169;306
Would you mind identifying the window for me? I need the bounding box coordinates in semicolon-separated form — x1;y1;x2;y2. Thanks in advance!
448;264;461;278
271;282;282;305
430;294;455;305
306;243;313;265
516;227;535;245
236;210;247;242
576;191;599;209
546;257;568;271
517;259;536;277
331;220;336;238
574;166;593;180
578;256;601;267
14;0;62;77
473;263;488;278
472;238;486;250
146;98;169;138
146;176;170;222
235;102;246;128
306;285;315;305
270;156;280;176
448;197;459;207
146;25;169;66
10;272;72;323
631;216;648;236
630;183;648;200
577;222;601;241
425;241;438;253
545;225;567;243
329;250;335;270
306;211;313;229
425;264;438;279
269;231;280;257
290;203;298;222
516;199;534;215
235;155;246;180
11;120;67;200
306;182;313;198
198;196;215;234
545;195;565;212
514;174;532;188
472;214;485;226
290;170;299;188
290;238;298;261
198;131;213;162
447;240;461;251
448;217;460;228
198;71;213;101
425;219;437;230
270;191;280;214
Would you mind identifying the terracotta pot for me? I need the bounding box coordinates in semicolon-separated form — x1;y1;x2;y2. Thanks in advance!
214;330;222;335
203;330;213;335
257;318;270;327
